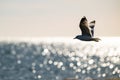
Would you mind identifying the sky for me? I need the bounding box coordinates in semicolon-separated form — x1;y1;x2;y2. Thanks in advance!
0;0;120;37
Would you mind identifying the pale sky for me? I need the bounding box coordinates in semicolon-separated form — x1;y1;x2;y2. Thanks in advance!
0;0;120;37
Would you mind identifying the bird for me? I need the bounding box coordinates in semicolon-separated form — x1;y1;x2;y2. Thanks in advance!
74;16;100;42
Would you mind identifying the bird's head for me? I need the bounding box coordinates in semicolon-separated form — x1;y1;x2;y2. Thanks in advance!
73;36;77;39
73;35;82;39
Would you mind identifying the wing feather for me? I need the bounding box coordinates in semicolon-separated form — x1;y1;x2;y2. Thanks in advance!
79;16;91;37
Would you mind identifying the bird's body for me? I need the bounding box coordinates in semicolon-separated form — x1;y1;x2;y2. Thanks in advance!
74;35;100;42
74;16;100;42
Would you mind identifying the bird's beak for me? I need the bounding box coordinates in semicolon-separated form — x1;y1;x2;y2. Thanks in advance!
73;37;76;39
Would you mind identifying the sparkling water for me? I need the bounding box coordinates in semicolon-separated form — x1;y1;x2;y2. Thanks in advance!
0;37;120;80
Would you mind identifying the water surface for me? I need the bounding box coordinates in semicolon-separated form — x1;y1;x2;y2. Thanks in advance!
0;37;120;80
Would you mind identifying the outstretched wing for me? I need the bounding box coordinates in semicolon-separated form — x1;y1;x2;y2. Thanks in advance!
89;20;95;37
79;16;91;37
89;20;95;28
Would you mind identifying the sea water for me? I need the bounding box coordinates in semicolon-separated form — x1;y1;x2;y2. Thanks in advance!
0;37;120;80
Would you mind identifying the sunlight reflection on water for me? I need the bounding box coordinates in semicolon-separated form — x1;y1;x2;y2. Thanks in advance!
0;37;120;80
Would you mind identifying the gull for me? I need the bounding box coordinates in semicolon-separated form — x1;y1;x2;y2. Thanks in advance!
74;16;100;42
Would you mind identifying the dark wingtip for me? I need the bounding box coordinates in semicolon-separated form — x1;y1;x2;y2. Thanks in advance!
82;16;86;19
83;16;86;18
90;20;96;23
81;16;87;22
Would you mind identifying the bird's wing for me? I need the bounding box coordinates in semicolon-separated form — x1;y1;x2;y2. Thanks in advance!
79;16;91;37
89;20;95;28
89;20;95;37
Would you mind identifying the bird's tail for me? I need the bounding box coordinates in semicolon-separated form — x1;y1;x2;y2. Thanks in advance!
92;38;101;42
